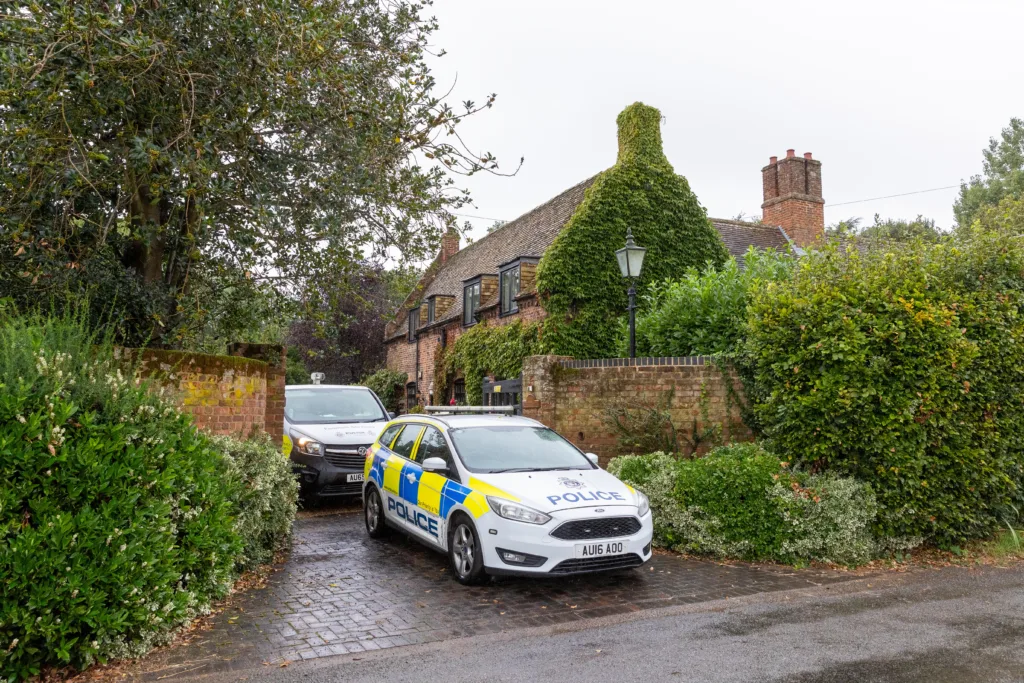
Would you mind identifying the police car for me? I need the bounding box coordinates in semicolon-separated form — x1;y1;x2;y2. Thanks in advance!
361;411;654;584
284;381;394;501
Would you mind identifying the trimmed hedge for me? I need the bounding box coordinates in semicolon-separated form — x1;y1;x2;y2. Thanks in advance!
609;444;877;566
0;314;296;680
536;102;729;359
746;222;1024;546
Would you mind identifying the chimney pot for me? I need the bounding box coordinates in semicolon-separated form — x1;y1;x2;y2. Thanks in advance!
786;149;795;158
804;152;813;160
769;156;778;164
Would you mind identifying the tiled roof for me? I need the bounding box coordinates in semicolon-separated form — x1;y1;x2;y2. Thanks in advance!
710;218;791;267
419;175;599;326
388;178;793;337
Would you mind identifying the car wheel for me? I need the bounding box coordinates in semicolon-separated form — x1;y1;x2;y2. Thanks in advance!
448;515;487;585
364;487;389;539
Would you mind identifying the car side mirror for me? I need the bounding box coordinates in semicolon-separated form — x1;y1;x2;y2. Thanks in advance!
421;457;448;473
585;453;600;467
388;411;397;420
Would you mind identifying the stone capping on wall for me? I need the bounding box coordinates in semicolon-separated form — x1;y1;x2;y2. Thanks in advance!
558;356;707;369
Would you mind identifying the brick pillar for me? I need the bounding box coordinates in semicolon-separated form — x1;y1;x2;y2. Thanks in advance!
440;228;460;263
522;355;571;429
228;343;287;447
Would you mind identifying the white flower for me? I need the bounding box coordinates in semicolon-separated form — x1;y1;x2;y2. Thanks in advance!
15;414;25;424
118;544;126;552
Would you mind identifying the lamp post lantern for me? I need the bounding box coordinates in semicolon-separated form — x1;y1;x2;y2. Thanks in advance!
615;227;647;358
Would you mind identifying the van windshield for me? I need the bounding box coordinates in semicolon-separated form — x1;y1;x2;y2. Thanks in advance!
449;426;594;473
285;388;387;424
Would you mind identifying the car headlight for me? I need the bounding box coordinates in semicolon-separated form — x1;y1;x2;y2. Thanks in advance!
485;496;552;525
290;430;324;456
636;490;650;517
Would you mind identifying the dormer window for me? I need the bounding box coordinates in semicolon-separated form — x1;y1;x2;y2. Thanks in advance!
500;264;520;315
463;280;481;326
407;306;419;341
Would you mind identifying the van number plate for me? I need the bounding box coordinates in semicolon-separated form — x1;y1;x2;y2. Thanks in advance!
574;541;625;558
347;473;365;483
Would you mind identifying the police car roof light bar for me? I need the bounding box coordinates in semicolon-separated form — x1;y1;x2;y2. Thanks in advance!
423;405;516;415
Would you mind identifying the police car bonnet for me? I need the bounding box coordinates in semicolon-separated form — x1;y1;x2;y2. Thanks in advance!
473;468;635;513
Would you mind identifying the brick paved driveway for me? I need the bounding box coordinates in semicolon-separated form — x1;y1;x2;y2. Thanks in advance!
141;508;857;679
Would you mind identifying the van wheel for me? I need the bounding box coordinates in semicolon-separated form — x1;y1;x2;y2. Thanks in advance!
448;515;487;585
364;487;389;539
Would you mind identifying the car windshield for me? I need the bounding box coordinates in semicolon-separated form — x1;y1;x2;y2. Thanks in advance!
449;425;594;473
285;388;386;424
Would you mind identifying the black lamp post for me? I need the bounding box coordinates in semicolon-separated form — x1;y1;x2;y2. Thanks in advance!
615;227;647;359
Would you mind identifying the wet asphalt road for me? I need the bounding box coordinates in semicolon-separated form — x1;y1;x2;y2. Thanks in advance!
192;563;1024;683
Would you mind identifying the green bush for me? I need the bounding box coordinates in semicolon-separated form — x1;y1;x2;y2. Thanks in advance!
630;249;793;357
536;103;729;359
746;226;1024;546
608;444;877;566
211;434;298;572
0;313;298;680
0;314;242;679
360;367;407;413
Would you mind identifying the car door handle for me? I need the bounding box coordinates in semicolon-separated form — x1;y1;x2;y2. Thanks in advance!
406;472;417;483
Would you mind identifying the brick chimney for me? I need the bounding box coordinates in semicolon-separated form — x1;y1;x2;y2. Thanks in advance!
761;150;824;248
440;228;460;263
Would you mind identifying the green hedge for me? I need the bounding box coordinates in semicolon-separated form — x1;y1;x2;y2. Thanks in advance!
212;434;298;572
536;102;729;359
0;314;296;680
360;367;407;413
746;220;1024;546
609;444;877;566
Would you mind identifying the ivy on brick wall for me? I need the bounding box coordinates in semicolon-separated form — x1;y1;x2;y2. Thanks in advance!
436;321;540;405
535;102;729;359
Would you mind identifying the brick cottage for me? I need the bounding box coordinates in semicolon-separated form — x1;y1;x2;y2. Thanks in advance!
385;129;826;411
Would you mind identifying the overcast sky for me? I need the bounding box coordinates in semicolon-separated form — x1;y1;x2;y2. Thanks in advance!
426;0;1024;243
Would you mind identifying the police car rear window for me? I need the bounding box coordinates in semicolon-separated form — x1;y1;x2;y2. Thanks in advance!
449;426;594;473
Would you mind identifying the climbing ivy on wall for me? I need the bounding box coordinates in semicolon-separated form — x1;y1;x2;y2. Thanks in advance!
536;102;729;359
436;321;540;405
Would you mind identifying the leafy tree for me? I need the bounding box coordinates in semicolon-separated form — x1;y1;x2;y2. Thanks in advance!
486;220;508;233
287;264;421;384
630;248;793;357
955;118;1024;227
0;1;514;346
860;214;941;242
827;214;941;242
537;103;729;358
825;217;863;238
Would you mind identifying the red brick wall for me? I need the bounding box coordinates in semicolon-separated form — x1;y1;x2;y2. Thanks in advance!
522;355;752;466
133;348;272;438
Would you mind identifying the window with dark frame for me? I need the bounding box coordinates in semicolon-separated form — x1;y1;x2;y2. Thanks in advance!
427;298;435;324
500;265;520;315
407;306;419;341
405;381;417;407
463;281;481;326
453;379;466;405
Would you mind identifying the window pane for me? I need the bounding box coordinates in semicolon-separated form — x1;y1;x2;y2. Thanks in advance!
285;387;387;423
417;427;453;465
449;426;593;473
379;424;403;448
391;425;423;460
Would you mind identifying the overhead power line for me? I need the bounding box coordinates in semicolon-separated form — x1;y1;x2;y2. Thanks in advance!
827;185;960;208
452;212;508;222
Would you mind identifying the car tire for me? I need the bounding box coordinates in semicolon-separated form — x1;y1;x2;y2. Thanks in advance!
447;515;487;585
364;486;389;539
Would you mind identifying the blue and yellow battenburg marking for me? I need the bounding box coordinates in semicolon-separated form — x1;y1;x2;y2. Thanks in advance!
362;425;518;522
